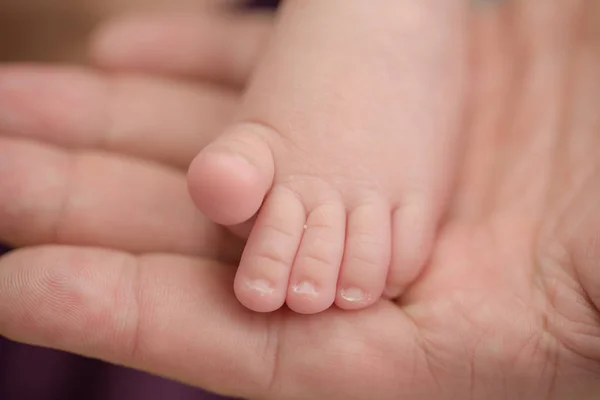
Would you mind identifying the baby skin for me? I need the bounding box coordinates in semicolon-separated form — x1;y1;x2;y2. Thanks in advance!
188;0;468;313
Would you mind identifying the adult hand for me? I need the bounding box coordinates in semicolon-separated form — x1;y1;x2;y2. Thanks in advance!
0;10;270;256
2;6;600;400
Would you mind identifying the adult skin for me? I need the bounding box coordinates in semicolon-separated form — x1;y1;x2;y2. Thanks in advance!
2;3;600;400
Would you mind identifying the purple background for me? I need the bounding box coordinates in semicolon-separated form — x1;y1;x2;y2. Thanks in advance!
0;1;278;399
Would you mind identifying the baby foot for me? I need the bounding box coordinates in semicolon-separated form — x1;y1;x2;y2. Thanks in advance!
188;0;467;313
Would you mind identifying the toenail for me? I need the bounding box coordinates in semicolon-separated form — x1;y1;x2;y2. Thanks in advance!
245;279;275;296
340;287;368;303
292;281;319;297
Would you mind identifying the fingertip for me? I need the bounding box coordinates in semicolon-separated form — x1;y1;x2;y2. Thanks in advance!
88;11;272;86
88;14;170;69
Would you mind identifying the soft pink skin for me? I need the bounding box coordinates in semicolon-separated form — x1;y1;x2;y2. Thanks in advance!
2;4;600;399
189;0;467;314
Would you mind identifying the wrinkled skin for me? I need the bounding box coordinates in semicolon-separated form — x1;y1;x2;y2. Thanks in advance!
1;2;600;399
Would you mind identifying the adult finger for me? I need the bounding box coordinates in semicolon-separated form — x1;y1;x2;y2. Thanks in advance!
0;246;272;399
0;246;414;399
0;65;236;168
90;12;273;87
0;137;242;261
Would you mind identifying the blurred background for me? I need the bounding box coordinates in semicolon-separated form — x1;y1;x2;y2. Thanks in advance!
0;0;267;62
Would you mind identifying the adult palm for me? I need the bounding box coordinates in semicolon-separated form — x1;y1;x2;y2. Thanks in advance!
1;7;600;400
